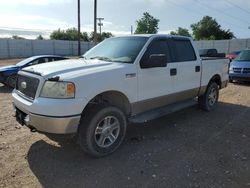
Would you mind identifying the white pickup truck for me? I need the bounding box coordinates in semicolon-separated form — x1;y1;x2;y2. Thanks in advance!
12;35;229;157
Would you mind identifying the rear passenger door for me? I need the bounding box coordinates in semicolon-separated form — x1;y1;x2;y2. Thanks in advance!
169;37;201;100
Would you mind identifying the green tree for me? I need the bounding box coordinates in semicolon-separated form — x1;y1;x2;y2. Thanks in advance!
12;35;25;40
90;32;114;42
50;28;90;41
65;28;79;40
170;27;191;37
36;35;44;40
82;32;90;42
50;29;67;40
135;12;159;34
191;16;235;40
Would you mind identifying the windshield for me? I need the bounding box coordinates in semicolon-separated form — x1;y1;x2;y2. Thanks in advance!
235;50;250;61
83;37;148;63
16;57;36;66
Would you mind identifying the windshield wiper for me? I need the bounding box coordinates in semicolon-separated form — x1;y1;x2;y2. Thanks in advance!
110;60;132;64
89;56;112;61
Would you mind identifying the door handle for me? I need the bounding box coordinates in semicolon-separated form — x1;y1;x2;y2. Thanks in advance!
195;66;200;72
170;68;177;76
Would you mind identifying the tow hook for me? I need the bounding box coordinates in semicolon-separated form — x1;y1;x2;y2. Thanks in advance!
28;126;37;133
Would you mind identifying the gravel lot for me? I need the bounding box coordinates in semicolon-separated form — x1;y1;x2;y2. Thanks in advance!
0;59;250;188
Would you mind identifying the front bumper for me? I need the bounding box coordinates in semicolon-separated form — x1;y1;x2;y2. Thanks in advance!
12;91;84;134
14;106;81;134
229;73;250;81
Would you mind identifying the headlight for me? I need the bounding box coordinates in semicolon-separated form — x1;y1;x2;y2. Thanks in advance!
40;81;75;99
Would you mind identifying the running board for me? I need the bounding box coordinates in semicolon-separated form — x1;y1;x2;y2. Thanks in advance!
129;99;197;124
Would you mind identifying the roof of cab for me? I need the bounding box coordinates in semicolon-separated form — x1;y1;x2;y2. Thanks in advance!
114;34;192;40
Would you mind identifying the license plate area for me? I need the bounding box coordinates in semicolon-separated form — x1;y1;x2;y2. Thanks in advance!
16;108;27;126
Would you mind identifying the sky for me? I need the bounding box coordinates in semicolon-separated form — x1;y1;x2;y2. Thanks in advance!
0;0;250;39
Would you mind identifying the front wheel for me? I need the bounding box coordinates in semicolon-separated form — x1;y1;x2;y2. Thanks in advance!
198;82;219;111
78;104;127;157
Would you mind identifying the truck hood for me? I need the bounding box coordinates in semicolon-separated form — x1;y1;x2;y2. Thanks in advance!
22;59;125;79
231;60;250;68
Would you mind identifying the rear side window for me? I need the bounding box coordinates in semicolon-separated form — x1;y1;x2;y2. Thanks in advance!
171;39;197;62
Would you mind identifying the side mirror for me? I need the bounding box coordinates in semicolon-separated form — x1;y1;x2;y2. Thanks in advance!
141;54;167;69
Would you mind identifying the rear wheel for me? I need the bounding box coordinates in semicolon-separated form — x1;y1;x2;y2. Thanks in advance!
198;82;219;111
7;75;17;88
78;104;127;157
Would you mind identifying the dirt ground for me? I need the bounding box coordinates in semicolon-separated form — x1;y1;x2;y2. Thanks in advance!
0;59;250;188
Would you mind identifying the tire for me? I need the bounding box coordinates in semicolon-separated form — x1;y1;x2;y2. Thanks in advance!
198;82;219;111
7;75;17;88
78;104;127;157
229;79;233;83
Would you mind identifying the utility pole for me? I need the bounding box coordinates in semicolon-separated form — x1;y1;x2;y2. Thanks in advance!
94;0;97;43
97;18;104;35
77;0;81;56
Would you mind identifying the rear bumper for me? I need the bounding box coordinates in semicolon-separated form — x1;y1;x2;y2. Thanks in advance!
14;106;80;134
229;73;250;81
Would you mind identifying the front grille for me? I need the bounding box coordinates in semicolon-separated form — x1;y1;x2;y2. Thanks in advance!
243;68;250;74
16;74;40;100
233;68;242;73
233;68;250;74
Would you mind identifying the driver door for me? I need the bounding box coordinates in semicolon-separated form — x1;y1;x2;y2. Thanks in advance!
135;38;178;114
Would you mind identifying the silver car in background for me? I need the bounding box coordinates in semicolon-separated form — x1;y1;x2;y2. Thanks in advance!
229;49;250;82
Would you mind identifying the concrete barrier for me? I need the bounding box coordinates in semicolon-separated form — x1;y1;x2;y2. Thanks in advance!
0;39;95;59
0;38;250;59
195;38;250;53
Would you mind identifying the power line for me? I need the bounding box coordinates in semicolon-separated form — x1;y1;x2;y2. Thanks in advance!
77;0;81;56
195;0;250;25
223;0;250;15
165;0;248;31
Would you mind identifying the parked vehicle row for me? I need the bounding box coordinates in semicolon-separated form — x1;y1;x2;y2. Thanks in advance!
0;55;68;88
12;35;229;157
226;51;241;62
229;49;250;82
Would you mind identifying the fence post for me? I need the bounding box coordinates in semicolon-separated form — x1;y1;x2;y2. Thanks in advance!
227;40;231;53
53;40;55;55
7;39;10;59
71;41;73;56
31;40;34;56
246;39;248;49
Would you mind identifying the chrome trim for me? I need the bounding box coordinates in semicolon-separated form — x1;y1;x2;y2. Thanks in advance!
17;71;46;100
16;90;34;102
28;113;80;134
125;73;136;78
14;105;80;134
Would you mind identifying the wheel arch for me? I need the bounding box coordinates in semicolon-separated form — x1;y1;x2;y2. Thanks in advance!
209;74;222;88
82;90;132;116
